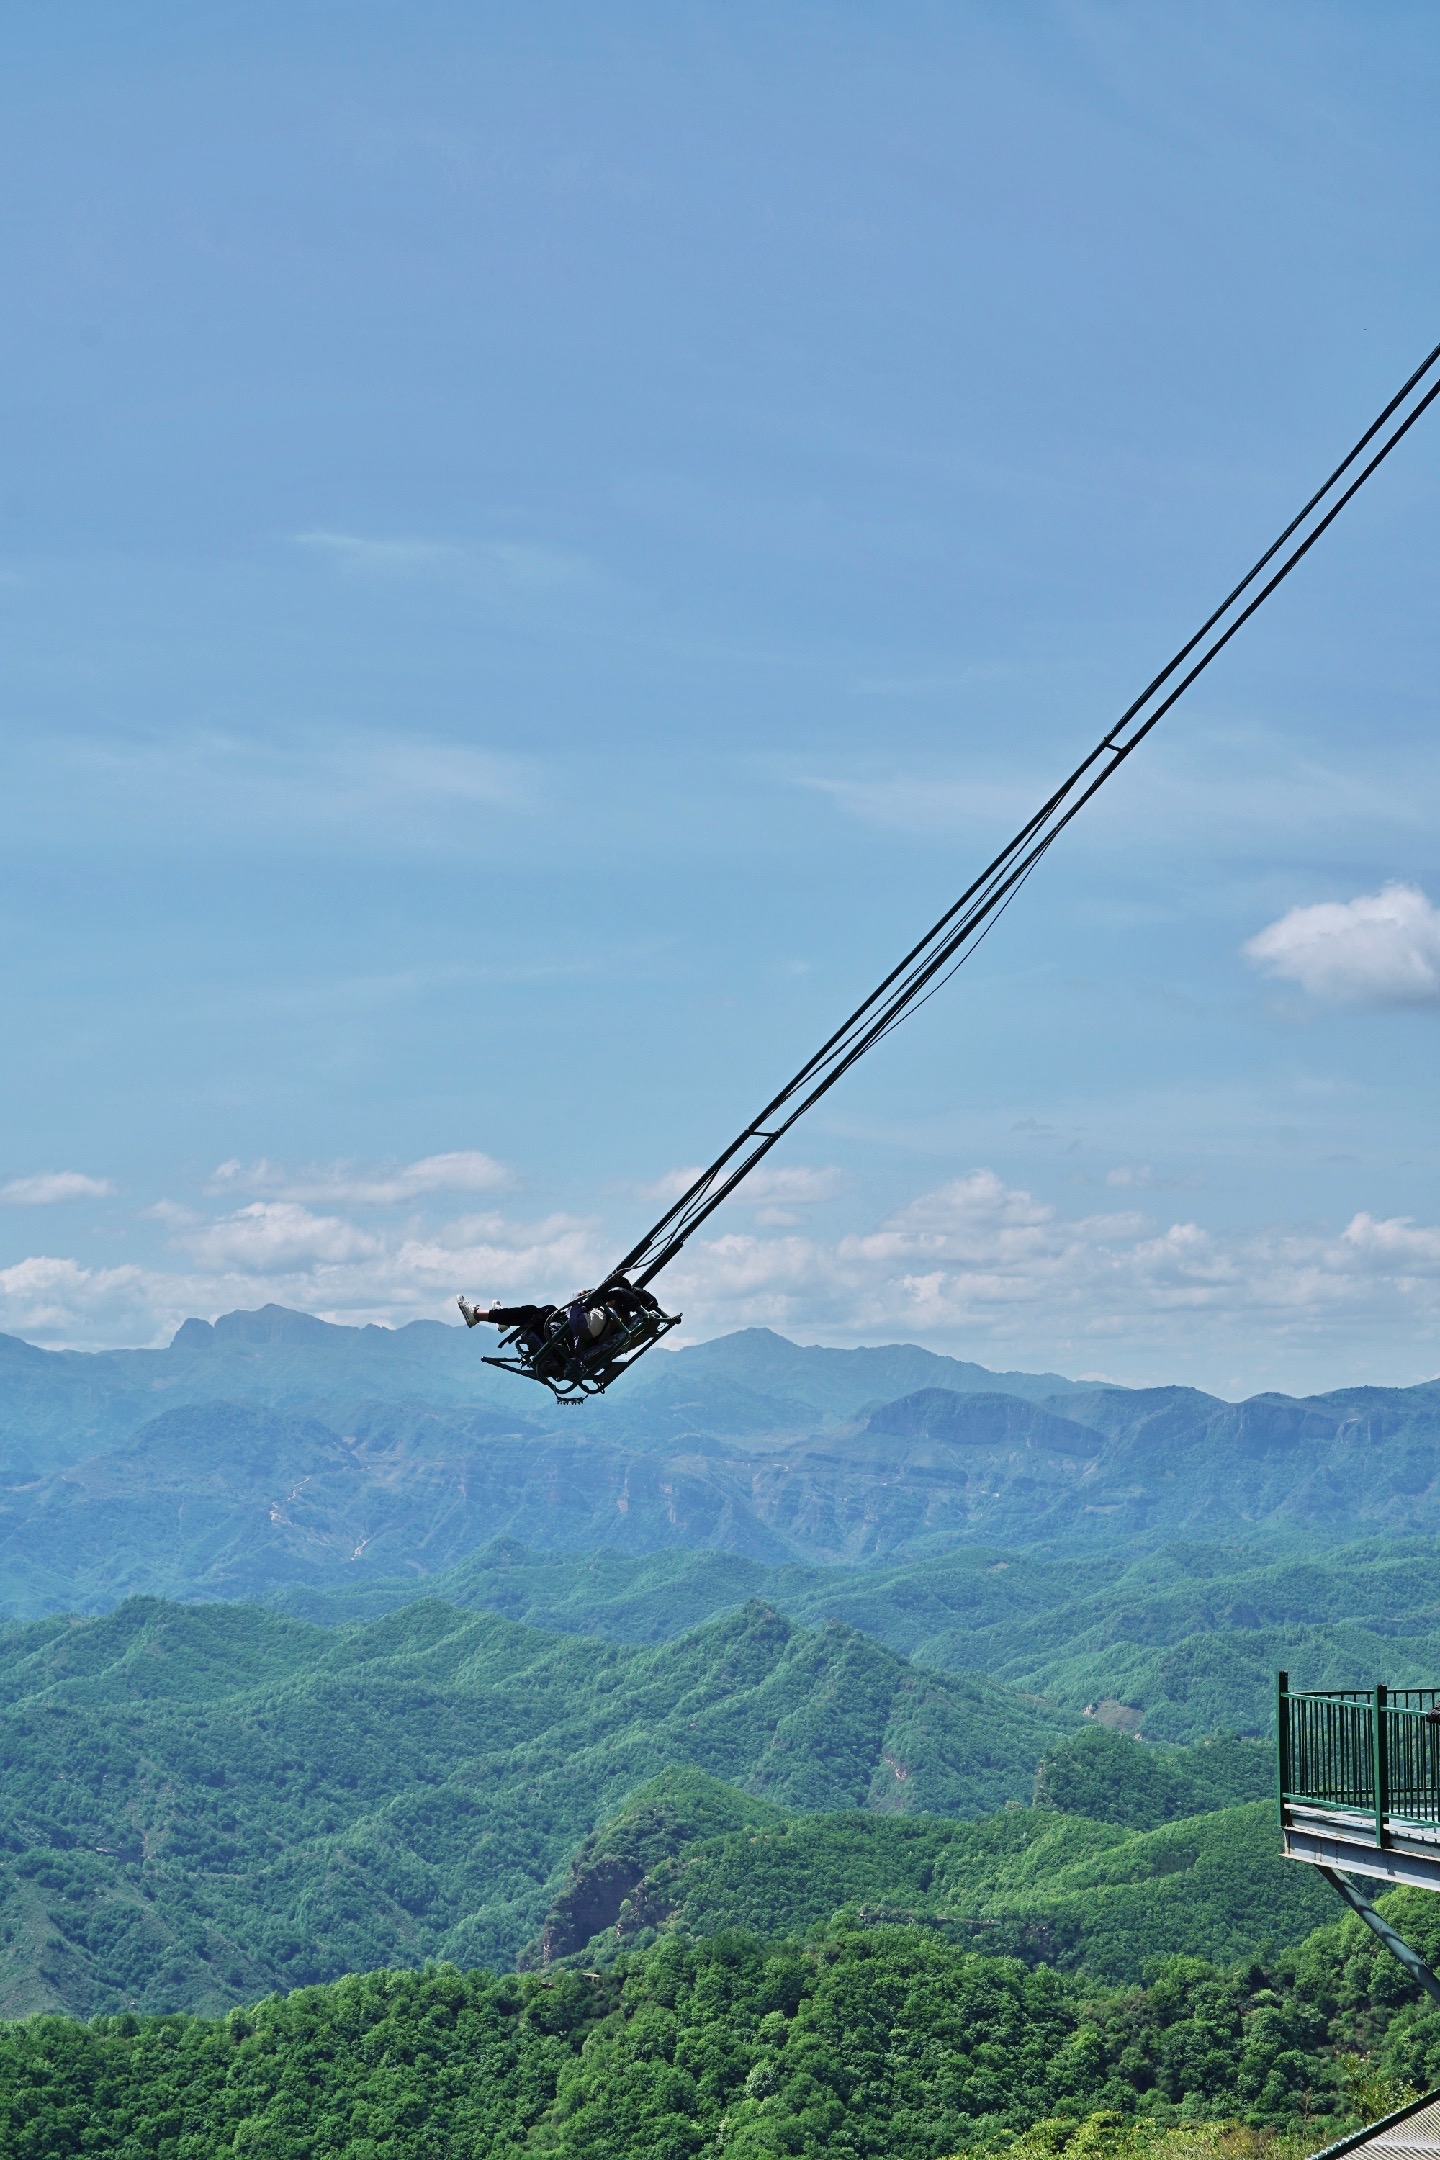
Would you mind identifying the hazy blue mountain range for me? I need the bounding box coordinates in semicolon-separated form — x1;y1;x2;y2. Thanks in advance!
4;1308;1440;1620
0;1305;1084;1479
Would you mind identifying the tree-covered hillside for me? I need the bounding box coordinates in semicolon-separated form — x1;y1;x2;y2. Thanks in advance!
274;1533;1440;1743
0;1595;1072;2017
526;1756;1327;1983
8;1893;1440;2159
0;1587;1341;2019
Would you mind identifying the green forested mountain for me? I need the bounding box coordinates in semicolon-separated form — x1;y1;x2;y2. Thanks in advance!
0;1594;1072;2017
526;1755;1326;1983
8;1309;1440;2150
623;1798;1328;1981
274;1533;1440;1742
0;1588;1339;2019
1029;1727;1276;1826
7;1893;1440;2159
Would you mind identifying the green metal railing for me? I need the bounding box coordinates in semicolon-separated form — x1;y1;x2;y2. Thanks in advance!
1279;1672;1440;1846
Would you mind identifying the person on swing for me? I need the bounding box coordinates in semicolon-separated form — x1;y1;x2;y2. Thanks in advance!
459;1281;661;1358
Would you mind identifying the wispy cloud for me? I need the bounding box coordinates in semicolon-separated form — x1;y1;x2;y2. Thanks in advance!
851;670;987;699
1103;1164;1203;1192
797;732;1440;856
1244;883;1440;1007
629;1161;842;1229
632;1165;705;1206
293;531;462;575
1;1172;114;1206
294;529;593;594
209;1152;511;1207
746;1164;842;1203
3;726;535;863
801;771;1032;834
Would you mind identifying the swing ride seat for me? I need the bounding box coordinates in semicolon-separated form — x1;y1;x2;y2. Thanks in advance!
482;1293;681;1403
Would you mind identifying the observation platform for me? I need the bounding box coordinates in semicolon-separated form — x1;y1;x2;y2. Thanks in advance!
1280;1674;1440;1894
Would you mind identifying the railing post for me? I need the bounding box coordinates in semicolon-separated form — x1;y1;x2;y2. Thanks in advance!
1374;1682;1390;1848
1277;1671;1290;1839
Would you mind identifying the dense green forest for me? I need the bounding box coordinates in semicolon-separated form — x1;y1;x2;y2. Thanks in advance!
7;1889;1440;2159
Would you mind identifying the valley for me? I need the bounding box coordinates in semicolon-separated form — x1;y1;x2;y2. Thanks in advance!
3;1311;1439;2152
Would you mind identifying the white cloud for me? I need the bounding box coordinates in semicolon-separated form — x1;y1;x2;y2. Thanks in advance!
181;1203;383;1274
0;1255;158;1343
0;1189;607;1347
1340;1212;1440;1270
1244;883;1440;1007
0;1172;114;1206
209;1152;511;1208
661;1168;1440;1383
9;1165;1440;1390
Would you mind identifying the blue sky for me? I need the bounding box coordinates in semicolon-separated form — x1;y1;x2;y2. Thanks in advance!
3;2;1440;1393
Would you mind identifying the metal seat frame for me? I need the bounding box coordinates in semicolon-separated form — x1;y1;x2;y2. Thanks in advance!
482;1295;681;1402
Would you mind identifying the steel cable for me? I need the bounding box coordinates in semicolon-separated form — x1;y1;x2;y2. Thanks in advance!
607;340;1440;1290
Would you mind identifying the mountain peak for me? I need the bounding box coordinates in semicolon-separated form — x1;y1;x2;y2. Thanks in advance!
210;1305;348;1346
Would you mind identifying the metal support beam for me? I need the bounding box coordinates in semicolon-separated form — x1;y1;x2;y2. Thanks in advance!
1320;1865;1440;2006
1288;1823;1440;1894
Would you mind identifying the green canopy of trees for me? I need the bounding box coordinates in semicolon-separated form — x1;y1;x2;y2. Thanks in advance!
7;1891;1440;2160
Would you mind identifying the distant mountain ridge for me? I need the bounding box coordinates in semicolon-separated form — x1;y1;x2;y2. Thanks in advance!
0;1306;1087;1478
4;1307;1440;1620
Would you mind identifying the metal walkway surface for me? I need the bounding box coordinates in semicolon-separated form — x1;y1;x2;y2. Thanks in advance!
1308;2093;1440;2160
